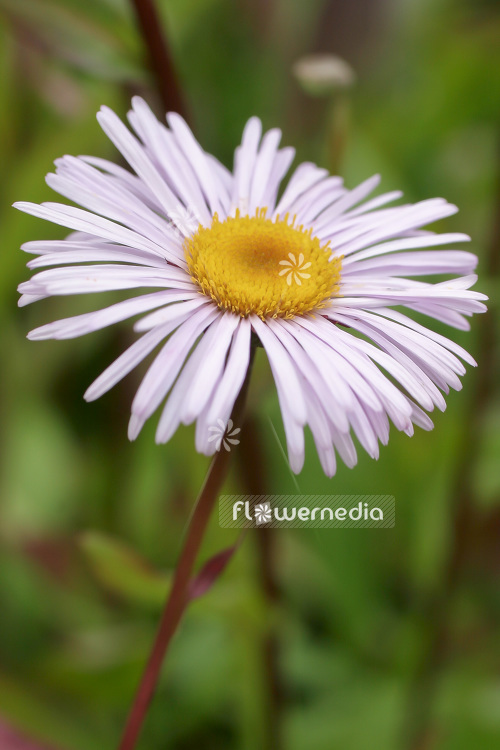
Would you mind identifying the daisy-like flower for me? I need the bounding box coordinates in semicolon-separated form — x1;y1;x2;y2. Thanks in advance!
16;97;487;477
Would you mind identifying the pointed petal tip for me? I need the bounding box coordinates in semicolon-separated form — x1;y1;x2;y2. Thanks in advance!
155;429;169;445
26;329;43;340
166;110;187;129
128;414;142;441
97;104;113;117
13;201;31;212
289;451;305;475
83;386;96;402
131;95;147;109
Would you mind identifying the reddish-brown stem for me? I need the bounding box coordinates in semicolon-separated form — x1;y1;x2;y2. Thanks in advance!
130;0;187;118
118;351;255;750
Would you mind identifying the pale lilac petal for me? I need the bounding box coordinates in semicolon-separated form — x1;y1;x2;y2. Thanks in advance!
19;264;194;297
364;404;390;445
129;305;218;439
337;274;487;315
335;308;467;384
294;315;414;430
47;156;184;259
207;154;233;195
273;162;329;218
280;406;305;474
18;293;48;307
290;176;345;225
293;316;401;414
97;105;181;216
260;147;295;210
181;313;240;422
406;400;434;431
322;199;459;251
328;313;444;412
343;250;477;277
231;117;262;215
287;317;380;412
14;202;180;263
84;320;185;402
344;321;450;411
26;242;168;269
375;307;477;366
329;425;358;469
251;315;307;470
313;174;381;232
28;290;196;340
342;231;471;265
80;155;162;212
155;315;235;444
134;297;209;332
345;190;403;217
166;111;227;217
347;400;380;459
269;319;351;432
128;97;213;226
251;316;307;425
248;128;282;214
206;317;252;425
303;386;337;477
405;301;472;330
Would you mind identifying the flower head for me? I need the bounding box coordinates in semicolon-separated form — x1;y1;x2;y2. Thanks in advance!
16;97;487;476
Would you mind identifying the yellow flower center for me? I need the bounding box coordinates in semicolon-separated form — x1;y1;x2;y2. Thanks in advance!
184;209;342;319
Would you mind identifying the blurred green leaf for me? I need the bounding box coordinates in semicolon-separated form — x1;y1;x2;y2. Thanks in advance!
0;0;143;83
79;531;170;607
0;673;107;750
473;400;500;507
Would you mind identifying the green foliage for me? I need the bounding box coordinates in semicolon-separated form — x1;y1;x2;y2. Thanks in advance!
79;532;171;607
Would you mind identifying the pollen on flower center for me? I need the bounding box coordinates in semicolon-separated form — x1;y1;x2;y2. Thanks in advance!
184;208;342;319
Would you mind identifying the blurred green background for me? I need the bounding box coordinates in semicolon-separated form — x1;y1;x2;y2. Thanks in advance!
0;0;499;748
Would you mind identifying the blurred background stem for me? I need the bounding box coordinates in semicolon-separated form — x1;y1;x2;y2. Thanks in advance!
292;53;355;174
326;91;351;176
403;134;500;750
238;412;284;750
130;0;187;118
